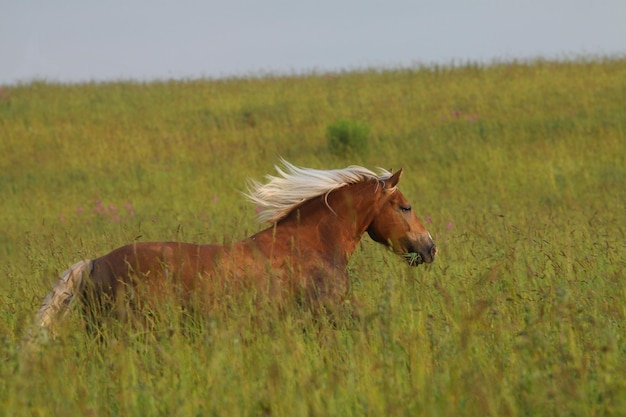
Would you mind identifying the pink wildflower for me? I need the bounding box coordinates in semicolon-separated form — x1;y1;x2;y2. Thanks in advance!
125;202;136;217
94;199;105;215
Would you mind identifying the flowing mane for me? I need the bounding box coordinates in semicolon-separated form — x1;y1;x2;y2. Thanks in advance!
245;159;392;224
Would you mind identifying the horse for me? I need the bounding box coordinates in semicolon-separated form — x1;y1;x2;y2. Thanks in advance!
34;160;437;333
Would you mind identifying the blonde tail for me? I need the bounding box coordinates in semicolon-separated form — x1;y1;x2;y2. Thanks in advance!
36;259;93;330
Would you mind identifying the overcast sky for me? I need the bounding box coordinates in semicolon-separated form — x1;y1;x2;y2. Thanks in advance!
1;0;624;85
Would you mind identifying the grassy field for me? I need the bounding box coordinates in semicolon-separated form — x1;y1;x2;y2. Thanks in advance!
1;58;625;416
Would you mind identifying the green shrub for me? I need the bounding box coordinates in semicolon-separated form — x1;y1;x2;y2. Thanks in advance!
326;119;370;156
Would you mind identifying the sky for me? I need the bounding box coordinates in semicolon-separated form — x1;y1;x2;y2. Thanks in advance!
1;0;624;85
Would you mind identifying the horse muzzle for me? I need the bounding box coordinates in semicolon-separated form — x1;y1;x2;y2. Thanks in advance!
401;237;437;266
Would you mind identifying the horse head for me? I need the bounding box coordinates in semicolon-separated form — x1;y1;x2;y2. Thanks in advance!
367;169;437;266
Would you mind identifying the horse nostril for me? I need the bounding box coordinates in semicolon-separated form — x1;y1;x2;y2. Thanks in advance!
431;244;438;257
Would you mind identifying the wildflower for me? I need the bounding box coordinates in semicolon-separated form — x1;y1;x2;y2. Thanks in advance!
108;205;120;223
94;199;105;215
125;202;136;217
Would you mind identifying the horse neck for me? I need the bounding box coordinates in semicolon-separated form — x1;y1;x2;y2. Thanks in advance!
273;180;383;263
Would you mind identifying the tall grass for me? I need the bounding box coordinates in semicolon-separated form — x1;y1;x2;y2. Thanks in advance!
1;58;625;416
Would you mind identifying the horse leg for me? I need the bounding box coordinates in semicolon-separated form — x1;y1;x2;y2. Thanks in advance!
300;265;363;328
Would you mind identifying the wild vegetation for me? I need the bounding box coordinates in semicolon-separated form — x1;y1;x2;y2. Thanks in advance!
1;58;625;416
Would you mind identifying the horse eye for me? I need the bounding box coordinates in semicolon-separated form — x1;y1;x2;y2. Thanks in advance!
400;205;412;212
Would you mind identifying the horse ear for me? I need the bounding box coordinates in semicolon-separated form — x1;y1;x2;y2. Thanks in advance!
385;168;403;190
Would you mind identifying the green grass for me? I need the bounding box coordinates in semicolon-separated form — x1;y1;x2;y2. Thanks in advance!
1;58;625;416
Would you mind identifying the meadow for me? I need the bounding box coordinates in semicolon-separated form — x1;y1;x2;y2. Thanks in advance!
0;58;625;416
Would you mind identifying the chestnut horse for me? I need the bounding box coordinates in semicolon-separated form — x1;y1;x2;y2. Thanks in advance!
35;160;436;331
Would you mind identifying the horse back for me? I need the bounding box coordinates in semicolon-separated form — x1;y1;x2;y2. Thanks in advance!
89;241;228;296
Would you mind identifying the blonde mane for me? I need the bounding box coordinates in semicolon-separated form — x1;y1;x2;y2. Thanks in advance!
245;159;392;224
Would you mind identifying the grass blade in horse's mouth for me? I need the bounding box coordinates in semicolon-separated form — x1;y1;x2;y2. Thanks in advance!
403;252;423;266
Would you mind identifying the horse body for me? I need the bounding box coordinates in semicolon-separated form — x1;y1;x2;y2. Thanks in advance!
34;161;436;332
